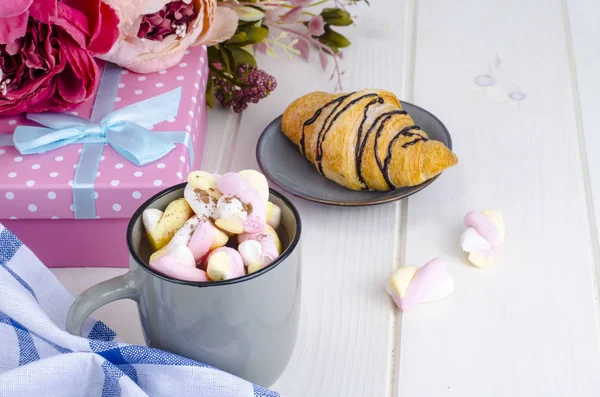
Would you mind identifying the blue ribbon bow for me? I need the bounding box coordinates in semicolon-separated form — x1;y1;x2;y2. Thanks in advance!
13;87;182;166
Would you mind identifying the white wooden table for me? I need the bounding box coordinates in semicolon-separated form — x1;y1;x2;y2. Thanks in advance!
52;1;600;395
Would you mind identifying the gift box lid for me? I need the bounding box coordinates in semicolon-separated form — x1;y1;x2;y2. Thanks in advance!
0;46;208;221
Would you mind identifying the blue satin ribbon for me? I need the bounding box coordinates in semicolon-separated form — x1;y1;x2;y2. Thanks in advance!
1;62;194;219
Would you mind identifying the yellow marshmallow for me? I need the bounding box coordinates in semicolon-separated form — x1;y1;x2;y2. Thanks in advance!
387;266;418;298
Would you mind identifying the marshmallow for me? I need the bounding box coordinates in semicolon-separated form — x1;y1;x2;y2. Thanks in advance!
237;226;281;273
165;215;200;248
149;244;209;282
150;244;196;268
145;198;194;250
460;210;505;267
386;258;454;312
214;195;248;234
143;208;163;234
188;217;229;263
217;172;266;233
238;169;269;205
238;240;266;273
239;225;281;255
187;171;222;200
184;184;218;219
266;202;282;230
206;247;245;281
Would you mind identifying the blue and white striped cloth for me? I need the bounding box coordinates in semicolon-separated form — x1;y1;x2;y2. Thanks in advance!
0;223;279;397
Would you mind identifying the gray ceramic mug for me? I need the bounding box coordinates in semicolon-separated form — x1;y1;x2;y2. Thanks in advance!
66;183;302;387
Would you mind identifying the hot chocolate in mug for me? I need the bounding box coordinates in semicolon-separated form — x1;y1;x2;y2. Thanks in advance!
66;184;302;387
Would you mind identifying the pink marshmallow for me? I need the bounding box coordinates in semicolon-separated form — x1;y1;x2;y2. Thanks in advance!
217;173;266;233
149;256;209;282
464;211;502;255
396;258;449;312
238;231;279;263
188;218;216;263
206;247;245;279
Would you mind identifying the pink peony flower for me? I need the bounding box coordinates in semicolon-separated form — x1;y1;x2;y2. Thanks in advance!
0;0;119;116
99;0;237;74
308;15;326;36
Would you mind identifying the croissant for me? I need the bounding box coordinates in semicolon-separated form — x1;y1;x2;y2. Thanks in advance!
281;89;458;191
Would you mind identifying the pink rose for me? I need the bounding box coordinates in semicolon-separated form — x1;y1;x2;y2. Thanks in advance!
99;0;237;74
0;0;119;116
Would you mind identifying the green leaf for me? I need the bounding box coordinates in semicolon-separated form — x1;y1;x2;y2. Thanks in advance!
206;76;214;110
243;25;269;44
207;45;220;65
218;45;233;74
321;8;353;26
319;26;351;51
227;31;248;44
226;45;257;69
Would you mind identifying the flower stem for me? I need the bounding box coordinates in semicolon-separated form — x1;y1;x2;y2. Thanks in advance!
307;0;330;7
208;64;239;86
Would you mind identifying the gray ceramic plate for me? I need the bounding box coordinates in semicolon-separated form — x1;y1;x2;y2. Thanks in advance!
256;101;453;206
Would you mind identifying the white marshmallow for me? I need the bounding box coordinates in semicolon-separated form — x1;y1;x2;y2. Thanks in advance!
421;275;455;303
150;244;196;268
165;216;200;248
215;195;248;234
239;240;267;273
266;202;282;230
143;208;163;233
184;184;217;218
460;227;491;254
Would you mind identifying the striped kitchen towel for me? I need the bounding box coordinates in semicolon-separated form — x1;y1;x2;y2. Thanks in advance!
0;223;279;397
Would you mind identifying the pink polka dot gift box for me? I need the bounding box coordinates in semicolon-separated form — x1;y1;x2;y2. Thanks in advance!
0;46;208;268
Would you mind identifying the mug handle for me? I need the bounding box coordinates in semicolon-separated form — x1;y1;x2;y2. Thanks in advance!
66;271;138;337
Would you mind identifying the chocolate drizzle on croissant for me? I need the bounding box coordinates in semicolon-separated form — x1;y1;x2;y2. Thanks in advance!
283;90;458;191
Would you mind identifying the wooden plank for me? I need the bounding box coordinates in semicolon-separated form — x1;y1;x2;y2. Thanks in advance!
226;1;407;395
201;109;243;174
566;0;600;287
396;0;600;395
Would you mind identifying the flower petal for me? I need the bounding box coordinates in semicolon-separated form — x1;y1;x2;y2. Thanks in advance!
0;0;32;18
87;1;120;55
28;0;57;23
319;51;328;70
233;5;264;22
308;15;325;36
280;7;302;24
201;6;238;46
290;0;311;6
296;38;310;62
0;13;29;44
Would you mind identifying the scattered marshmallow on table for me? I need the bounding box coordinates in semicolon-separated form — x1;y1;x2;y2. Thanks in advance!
386;258;454;312
142;169;284;282
460;210;505;267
